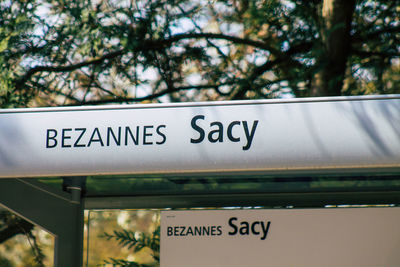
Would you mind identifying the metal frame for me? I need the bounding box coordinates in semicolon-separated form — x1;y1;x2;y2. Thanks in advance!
84;191;400;210
2;94;400;114
0;179;84;267
1;178;399;267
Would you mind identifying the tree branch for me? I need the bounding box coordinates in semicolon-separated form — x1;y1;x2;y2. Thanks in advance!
352;25;400;43
65;83;231;105
231;41;313;99
163;32;279;53
0;218;34;243
351;48;400;58
14;49;125;91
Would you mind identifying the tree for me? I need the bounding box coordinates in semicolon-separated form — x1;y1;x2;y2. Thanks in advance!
0;0;399;108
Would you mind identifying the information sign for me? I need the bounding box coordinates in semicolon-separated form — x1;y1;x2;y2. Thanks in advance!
1;96;400;177
161;208;400;267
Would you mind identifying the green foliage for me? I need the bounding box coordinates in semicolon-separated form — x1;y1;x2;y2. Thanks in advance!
103;258;145;267
0;0;399;107
0;0;36;107
102;225;160;267
0;257;13;267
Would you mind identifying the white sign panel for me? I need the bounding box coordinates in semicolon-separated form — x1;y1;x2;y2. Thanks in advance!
161;208;400;267
0;96;400;177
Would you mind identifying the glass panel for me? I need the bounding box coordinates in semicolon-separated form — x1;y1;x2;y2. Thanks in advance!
84;173;400;197
84;209;159;267
0;210;54;266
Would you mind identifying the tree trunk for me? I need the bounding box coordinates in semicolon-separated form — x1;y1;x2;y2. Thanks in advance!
311;0;356;96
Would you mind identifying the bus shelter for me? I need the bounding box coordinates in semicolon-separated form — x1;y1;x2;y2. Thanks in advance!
1;95;400;266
